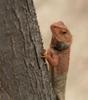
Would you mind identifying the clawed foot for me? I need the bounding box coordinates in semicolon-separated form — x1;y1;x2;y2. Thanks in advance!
41;49;47;59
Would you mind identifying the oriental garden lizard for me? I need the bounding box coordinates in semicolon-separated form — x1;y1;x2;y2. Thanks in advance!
42;21;72;100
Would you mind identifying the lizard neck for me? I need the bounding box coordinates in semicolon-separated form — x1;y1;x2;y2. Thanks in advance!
55;47;70;75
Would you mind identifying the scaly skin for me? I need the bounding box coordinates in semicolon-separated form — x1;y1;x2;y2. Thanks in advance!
42;21;72;100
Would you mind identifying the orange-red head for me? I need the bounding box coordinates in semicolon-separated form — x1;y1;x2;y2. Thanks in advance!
50;21;72;51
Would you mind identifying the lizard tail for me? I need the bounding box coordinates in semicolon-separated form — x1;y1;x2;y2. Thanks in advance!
53;72;67;100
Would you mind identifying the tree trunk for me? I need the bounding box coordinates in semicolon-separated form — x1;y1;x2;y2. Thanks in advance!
0;0;56;100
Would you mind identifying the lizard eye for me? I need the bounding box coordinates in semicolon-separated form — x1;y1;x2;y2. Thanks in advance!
62;31;67;34
62;29;67;34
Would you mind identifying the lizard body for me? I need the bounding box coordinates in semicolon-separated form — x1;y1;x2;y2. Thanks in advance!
42;21;72;100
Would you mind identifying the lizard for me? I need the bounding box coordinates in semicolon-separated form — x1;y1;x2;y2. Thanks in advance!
42;21;72;100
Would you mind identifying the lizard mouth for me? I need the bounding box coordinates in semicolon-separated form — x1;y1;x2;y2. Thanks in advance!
52;41;69;51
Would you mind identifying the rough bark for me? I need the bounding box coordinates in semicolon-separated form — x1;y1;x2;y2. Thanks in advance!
0;0;56;100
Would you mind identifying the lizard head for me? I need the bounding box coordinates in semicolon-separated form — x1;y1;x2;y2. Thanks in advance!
50;21;72;51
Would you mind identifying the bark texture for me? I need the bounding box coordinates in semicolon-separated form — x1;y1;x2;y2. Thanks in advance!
0;0;56;100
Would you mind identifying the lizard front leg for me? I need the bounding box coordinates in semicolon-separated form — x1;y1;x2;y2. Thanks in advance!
41;48;59;67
